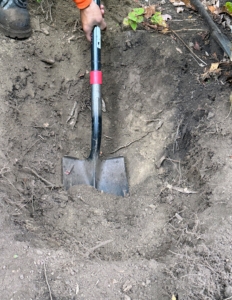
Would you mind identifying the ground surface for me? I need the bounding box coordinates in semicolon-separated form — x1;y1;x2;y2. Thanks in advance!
0;0;232;299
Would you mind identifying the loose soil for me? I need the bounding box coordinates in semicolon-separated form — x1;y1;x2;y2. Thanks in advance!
0;0;232;299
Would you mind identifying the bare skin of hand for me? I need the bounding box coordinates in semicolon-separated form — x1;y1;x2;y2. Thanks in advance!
80;1;106;42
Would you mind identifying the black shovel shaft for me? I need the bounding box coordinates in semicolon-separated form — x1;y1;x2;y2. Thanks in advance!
89;0;102;160
190;0;232;60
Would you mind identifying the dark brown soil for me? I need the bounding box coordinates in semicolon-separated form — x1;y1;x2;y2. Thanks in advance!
0;0;232;299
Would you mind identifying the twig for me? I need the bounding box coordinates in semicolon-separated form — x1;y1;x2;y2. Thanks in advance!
67;101;81;129
173;29;204;32
43;262;53;300
170;29;207;66
3;176;24;198
170;19;197;21
73;19;79;32
166;158;183;164
104;135;113;140
48;0;53;23
166;183;198;194
24;167;55;187
110;131;152;154
224;105;232;120
85;240;113;258
173;119;182;153
67;35;84;43
67;101;78;123
22;139;40;159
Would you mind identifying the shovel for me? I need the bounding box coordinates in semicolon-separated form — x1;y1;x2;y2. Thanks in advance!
62;0;129;197
190;0;232;60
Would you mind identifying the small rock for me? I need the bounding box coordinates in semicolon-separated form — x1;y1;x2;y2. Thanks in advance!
207;112;215;119
122;280;132;292
70;269;75;275
41;28;49;35
60;202;67;208
225;285;232;298
36;250;43;255
19;274;24;280
225;263;232;273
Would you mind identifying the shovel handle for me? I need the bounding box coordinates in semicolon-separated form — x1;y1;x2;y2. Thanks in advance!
190;0;220;33
190;0;232;59
89;0;102;159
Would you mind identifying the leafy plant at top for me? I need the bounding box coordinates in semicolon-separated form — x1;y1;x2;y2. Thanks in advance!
123;6;168;31
151;12;166;27
123;8;145;31
224;1;232;13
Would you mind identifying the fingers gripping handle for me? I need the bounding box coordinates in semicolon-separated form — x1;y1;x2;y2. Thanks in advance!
90;0;102;83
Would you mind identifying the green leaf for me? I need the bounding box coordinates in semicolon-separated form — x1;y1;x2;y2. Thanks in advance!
136;15;144;23
128;12;144;23
151;12;165;26
133;8;145;16
225;2;232;13
123;17;129;26
128;11;138;22
129;20;138;31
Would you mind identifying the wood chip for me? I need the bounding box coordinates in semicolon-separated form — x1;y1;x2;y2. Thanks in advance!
156;155;166;168
122;280;133;292
167;183;198;194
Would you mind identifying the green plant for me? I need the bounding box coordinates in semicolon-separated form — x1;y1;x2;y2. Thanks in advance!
123;8;145;31
123;7;167;31
225;2;232;13
151;12;166;27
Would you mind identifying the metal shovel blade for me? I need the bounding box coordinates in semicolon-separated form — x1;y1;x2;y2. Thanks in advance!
62;156;129;197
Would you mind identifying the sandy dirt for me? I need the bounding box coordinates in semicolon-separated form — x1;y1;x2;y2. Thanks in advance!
0;0;232;299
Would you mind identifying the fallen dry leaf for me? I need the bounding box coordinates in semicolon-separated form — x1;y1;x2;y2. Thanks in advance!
161;27;170;34
144;5;156;18
162;14;172;20
201;62;221;80
209;62;220;71
207;5;221;14
177;7;184;12
176;47;183;53
170;0;195;9
182;0;196;9
171;0;186;6
193;41;201;51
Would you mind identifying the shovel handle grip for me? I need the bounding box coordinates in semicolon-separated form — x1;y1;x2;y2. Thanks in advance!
89;0;102;159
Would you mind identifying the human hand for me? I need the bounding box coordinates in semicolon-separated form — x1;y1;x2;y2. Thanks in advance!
80;1;106;42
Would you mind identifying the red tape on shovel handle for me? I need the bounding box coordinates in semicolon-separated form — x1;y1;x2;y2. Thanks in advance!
90;71;102;84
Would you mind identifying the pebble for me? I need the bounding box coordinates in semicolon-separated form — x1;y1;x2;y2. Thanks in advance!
225;285;232;298
207;112;215;119
36;250;43;255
